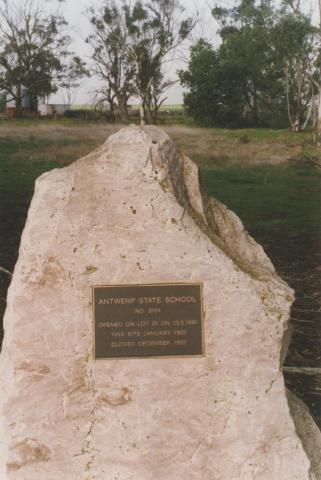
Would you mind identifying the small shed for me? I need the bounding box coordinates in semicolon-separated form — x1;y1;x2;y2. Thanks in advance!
38;104;54;116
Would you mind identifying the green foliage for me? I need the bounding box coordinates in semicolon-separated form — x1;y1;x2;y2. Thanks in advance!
0;0;77;116
88;0;194;124
87;1;136;121
272;9;319;128
180;0;320;129
179;40;245;127
59;57;89;105
124;0;193;123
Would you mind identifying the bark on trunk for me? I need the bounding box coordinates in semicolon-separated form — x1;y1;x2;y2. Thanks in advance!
139;101;146;126
108;100;116;123
252;88;259;126
30;95;38;115
117;95;129;123
317;0;321;143
317;87;321;144
15;85;23;118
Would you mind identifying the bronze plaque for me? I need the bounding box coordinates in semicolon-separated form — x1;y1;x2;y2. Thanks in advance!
93;283;204;359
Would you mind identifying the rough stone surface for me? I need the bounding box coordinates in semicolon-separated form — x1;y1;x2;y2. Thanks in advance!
287;389;321;480
0;125;314;479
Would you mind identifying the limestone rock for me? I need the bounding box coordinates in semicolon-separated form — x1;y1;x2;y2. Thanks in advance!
287;389;321;480
0;125;313;479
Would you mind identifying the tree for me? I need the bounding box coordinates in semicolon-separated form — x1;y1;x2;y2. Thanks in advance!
179;40;246;126
59;56;89;106
124;0;194;124
317;0;321;140
212;0;277;126
180;1;278;127
0;0;73;116
180;0;321;130
145;68;175;123
88;0;194;124
0;91;5;112
272;3;319;131
87;1;136;122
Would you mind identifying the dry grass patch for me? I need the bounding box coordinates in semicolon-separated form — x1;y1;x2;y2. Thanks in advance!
163;125;316;167
0;120;317;169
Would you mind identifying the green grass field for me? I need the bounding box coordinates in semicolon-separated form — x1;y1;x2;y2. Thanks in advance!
202;164;321;239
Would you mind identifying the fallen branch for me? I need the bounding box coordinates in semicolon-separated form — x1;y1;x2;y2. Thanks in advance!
290;154;321;169
0;266;12;277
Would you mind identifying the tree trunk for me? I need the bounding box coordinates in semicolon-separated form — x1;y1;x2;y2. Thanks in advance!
252;87;259;126
139;103;145;125
30;95;38;115
146;101;153;124
317;87;321;144
142;98;152;125
317;1;321;143
108;100;116;123
293;117;301;132
117;95;129;123
15;85;23;118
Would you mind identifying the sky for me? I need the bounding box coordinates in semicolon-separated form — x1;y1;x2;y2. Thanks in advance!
50;0;320;105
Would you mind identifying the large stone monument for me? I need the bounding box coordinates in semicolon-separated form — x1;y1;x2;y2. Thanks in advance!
0;126;317;479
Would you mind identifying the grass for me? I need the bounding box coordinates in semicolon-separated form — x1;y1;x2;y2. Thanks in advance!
202;164;321;239
165;126;321;166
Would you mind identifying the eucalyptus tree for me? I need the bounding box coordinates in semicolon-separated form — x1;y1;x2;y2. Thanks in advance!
179;39;247;127
0;0;74;116
273;1;320;131
313;0;321;141
124;0;194;124
181;0;321;130
180;1;278;126
87;1;136;122
211;0;277;126
145;68;176;123
88;0;194;124
59;56;89;106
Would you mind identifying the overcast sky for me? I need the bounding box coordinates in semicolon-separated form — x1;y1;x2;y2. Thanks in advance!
50;0;320;105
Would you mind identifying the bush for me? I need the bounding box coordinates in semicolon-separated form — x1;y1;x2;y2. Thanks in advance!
64;109;114;122
179;40;247;128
